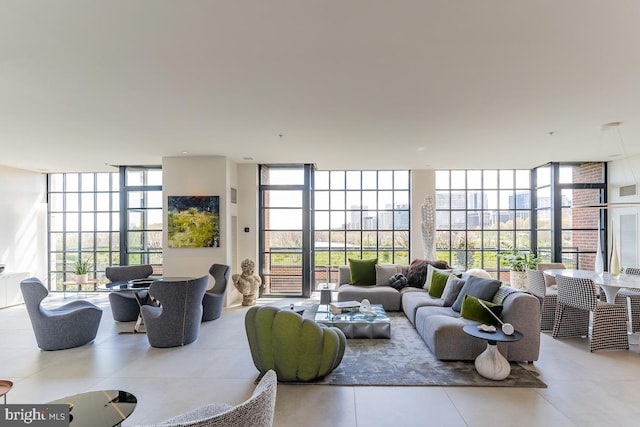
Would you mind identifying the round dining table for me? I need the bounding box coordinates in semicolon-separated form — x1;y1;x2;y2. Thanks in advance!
544;269;640;303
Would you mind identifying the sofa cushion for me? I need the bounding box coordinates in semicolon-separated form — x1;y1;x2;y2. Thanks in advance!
440;275;466;306
460;295;503;326
337;284;401;311
401;289;443;325
375;264;399;286
452;275;502;312
427;270;449;298
348;258;378;286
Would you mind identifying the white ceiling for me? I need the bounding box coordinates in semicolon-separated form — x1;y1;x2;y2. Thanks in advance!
1;1;639;173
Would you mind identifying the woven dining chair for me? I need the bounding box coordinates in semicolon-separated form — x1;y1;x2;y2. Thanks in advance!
553;275;628;352
536;263;566;289
617;267;640;333
527;270;557;332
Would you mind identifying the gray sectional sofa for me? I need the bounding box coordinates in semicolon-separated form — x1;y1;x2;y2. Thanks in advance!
336;264;541;362
337;265;408;311
403;286;540;362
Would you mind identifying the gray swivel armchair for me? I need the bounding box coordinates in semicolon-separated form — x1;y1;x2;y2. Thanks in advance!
132;370;277;427
141;276;209;348
20;277;103;351
106;265;154;322
202;264;230;321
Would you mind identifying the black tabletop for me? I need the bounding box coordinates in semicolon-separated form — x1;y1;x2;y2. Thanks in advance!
48;390;137;427
462;324;523;343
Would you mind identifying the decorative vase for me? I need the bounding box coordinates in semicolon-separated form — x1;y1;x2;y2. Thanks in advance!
76;274;88;284
610;231;621;278
594;219;604;276
509;270;527;290
421;195;436;260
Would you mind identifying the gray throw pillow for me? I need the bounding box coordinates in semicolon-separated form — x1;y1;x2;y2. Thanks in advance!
451;275;501;312
440;276;466;307
375;264;398;286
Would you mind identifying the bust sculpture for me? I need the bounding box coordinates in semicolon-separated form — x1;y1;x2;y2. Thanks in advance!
232;259;262;306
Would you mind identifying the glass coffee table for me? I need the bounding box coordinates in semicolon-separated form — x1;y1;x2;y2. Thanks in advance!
315;304;391;339
48;389;137;427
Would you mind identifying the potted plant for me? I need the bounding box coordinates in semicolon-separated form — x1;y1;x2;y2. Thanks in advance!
73;256;92;284
498;244;540;290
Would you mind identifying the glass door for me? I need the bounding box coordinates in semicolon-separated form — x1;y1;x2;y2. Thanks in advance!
259;165;313;297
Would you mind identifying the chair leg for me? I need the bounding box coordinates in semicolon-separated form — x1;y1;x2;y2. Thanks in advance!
552;303;589;339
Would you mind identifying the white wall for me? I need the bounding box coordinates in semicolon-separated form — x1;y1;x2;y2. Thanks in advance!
0;165;47;281
162;156;242;305
608;155;640;268
236;164;259;270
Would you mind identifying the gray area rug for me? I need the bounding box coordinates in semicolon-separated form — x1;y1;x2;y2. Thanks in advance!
306;309;546;387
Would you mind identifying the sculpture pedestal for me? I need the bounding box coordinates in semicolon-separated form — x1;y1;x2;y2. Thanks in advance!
241;293;256;306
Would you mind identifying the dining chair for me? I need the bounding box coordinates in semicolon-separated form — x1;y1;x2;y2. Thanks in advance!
141;276;209;348
202;264;231;321
618;267;640;333
105;265;154;322
553;275;628;352
536;263;566;289
526;270;557;331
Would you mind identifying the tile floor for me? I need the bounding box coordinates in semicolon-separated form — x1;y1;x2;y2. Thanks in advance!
1;293;639;427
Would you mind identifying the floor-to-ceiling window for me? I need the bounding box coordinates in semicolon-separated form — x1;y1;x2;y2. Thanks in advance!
47;167;162;290
259;165;313;297
121;167;163;272
314;170;410;286
435;163;606;283
534;162;606;268
435;169;532;282
259;167;410;294
48;172;121;289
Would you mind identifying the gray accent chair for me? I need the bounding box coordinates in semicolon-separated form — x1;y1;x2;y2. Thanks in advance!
105;265;154;322
141;276;209;348
20;277;103;351
202;264;230;321
133;370;277;427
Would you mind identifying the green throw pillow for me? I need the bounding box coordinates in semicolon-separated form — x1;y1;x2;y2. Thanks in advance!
460;294;503;326
348;258;378;286
428;270;450;298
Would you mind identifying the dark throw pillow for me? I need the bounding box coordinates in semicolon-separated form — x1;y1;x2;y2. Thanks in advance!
452;275;502;312
460;294;504;326
348;258;378;286
427;270;450;298
406;259;451;288
389;273;408;290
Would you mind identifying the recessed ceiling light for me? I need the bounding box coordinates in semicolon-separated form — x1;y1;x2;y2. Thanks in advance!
181;151;189;155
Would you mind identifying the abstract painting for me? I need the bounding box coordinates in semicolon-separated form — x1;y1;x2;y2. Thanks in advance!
168;196;220;247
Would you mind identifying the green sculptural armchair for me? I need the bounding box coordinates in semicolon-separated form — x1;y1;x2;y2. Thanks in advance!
245;306;346;382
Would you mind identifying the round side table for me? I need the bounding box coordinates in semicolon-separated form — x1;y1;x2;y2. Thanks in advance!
0;380;13;404
463;325;523;380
